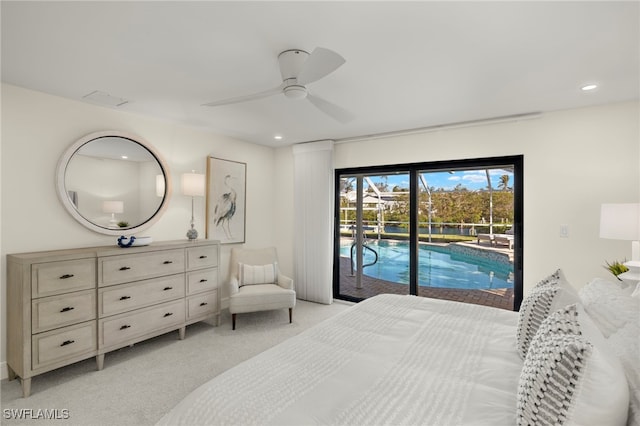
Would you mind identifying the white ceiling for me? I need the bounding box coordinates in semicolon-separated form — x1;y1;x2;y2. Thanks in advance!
2;1;638;148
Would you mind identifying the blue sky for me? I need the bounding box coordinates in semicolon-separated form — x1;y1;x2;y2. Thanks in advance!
368;169;513;191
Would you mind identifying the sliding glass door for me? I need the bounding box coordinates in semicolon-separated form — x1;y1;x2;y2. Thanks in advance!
334;156;523;311
336;173;410;299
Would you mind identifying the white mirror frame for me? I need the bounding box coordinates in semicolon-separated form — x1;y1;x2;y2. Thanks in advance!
56;130;172;236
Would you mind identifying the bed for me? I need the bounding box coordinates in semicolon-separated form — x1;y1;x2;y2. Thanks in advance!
157;273;638;426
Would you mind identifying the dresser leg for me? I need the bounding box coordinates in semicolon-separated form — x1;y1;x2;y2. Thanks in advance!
96;354;105;371
178;327;186;340
7;365;17;381
21;377;31;398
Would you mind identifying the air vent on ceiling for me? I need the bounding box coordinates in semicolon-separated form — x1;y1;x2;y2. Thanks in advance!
82;90;129;107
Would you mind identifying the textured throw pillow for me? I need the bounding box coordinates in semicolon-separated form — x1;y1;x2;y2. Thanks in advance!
516;280;580;359
517;333;593;425
517;304;629;426
238;262;277;286
608;320;640;426
632;282;640;299
533;268;565;289
579;277;640;337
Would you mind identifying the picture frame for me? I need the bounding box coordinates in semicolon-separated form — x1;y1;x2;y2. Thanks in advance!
205;156;246;244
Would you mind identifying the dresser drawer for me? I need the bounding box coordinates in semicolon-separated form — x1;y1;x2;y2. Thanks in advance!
99;300;185;349
186;269;218;295
99;249;185;286
99;274;185;317
186;291;218;320
32;259;96;298
32;290;96;333
186;245;218;270
32;321;97;370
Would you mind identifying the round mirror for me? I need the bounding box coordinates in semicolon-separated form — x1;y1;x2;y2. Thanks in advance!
56;131;172;236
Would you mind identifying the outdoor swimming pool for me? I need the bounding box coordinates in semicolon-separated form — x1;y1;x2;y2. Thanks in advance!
340;240;514;290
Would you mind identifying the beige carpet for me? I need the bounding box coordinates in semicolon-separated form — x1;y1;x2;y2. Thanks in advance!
1;300;352;425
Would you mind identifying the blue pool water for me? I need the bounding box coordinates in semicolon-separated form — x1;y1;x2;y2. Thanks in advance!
340;240;513;290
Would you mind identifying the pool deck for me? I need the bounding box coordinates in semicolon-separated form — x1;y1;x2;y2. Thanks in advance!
337;252;515;311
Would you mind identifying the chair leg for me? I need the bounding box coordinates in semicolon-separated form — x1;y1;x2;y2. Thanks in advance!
289;308;292;324
232;313;236;330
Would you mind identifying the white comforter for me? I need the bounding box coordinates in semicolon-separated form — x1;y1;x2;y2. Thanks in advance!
157;294;522;426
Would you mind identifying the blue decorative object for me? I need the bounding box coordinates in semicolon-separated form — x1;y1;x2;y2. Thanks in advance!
117;236;136;248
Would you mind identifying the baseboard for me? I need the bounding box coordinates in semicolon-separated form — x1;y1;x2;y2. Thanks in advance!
1;361;8;380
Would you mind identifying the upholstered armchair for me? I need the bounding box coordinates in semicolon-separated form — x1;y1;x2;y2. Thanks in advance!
228;247;296;330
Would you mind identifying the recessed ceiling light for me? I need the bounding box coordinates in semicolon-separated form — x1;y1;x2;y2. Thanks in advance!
121;155;128;159
274;135;283;140
581;84;598;91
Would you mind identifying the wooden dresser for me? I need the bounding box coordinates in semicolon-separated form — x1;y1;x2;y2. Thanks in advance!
6;239;220;397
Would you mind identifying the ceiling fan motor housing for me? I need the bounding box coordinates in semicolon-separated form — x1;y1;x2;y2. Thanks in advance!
283;85;308;100
278;49;310;81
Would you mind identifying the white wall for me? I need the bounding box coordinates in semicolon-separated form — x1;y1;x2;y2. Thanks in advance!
0;83;278;377
325;101;639;292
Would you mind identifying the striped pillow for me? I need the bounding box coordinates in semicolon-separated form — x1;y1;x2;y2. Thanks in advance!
533;268;563;289
517;304;629;426
517;333;592;425
516;285;561;359
516;278;580;359
238;262;277;286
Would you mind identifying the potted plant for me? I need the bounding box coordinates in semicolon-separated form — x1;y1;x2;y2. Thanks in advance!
604;259;629;281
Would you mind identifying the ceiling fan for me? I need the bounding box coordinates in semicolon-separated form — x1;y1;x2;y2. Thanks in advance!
203;47;354;123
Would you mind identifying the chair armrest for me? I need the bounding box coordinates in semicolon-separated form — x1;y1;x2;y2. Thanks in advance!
277;274;294;290
229;277;240;295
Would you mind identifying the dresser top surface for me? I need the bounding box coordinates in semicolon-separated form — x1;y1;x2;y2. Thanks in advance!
7;239;220;264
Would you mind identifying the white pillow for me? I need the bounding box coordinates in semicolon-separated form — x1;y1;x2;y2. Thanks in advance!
516;278;580;359
579;277;640;337
608;310;640;426
631;281;640;299
238;262;277;286
517;304;629;426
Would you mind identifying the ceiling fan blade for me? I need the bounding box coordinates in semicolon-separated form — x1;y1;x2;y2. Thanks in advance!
307;93;354;124
202;83;285;107
297;47;346;85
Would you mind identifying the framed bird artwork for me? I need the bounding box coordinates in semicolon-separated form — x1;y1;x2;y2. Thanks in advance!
205;156;246;244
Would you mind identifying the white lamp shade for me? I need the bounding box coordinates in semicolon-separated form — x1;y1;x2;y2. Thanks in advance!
102;200;124;214
181;173;205;197
600;203;640;240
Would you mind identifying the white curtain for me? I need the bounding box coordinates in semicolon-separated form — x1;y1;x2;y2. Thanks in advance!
292;140;334;304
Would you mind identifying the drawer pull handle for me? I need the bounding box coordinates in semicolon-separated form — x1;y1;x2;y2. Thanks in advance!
119;266;131;271
59;274;75;280
163;261;173;265
199;279;208;283
120;325;131;330
60;340;75;347
164;312;173;317
120;296;131;301
60;306;75;313
199;302;208;307
163;286;173;291
199;255;207;259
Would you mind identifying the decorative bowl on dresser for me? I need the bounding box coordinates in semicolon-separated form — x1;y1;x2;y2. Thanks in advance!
6;239;220;397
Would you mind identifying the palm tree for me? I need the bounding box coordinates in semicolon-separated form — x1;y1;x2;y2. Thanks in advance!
498;174;510;191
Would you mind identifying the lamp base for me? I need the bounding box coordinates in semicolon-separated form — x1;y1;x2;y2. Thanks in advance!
186;228;198;240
